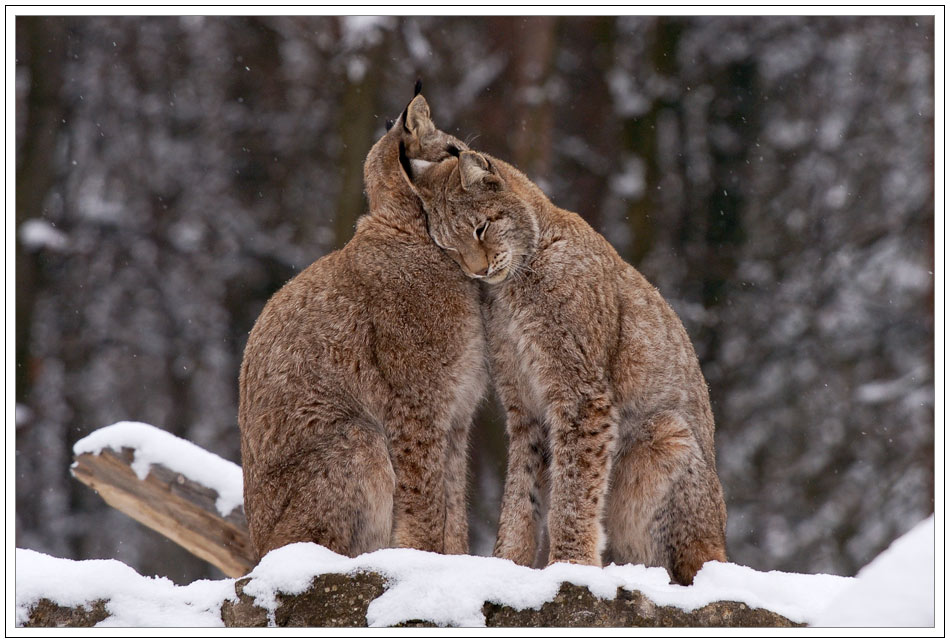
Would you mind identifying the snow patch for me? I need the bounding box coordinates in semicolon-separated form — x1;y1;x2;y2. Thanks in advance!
15;549;236;627
607;67;650;117
72;421;243;516
811;515;935;627
609;155;647;199
15;404;34;427
19;219;69;251
402;19;431;61
341;16;394;49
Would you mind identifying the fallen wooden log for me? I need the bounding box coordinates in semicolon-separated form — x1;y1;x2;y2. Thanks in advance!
71;444;255;578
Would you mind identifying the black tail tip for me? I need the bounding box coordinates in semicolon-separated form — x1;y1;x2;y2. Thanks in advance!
414;78;423;97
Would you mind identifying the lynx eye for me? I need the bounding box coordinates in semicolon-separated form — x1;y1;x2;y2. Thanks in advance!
474;221;489;241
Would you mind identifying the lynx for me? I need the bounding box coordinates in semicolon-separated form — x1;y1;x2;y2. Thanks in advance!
239;92;487;561
406;149;727;585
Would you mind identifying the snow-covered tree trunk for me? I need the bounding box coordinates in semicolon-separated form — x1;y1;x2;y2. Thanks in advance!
71;447;254;578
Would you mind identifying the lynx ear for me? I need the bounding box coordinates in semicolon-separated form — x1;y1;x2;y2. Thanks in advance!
403;94;435;137
459;151;504;191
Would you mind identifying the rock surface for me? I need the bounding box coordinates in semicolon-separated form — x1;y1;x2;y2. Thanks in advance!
22;571;801;628
483;583;801;627
22;598;111;628
221;572;388;627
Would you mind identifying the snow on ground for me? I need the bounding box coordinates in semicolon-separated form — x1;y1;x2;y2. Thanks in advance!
14;543;848;628
72;422;243;516
810;514;935;627
15;515;936;628
15;549;236;627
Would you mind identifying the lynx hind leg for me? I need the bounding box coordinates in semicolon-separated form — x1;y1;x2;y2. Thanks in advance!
604;411;725;584
253;421;395;559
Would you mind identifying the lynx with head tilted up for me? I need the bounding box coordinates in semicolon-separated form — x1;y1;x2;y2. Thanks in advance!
239;92;486;561
407;149;727;585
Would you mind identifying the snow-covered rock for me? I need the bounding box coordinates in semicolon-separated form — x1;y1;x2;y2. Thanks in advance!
16;512;937;628
229;542;850;627
15;549;236;627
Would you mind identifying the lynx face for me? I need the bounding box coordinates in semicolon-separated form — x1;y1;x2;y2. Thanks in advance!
409;151;539;284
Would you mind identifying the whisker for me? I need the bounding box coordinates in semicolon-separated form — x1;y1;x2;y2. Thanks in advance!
509;258;537;284
512;254;539;277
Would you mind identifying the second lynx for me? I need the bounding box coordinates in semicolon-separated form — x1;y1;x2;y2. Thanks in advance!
407;149;728;585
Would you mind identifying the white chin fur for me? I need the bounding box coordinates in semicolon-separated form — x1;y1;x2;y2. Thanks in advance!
483;264;511;284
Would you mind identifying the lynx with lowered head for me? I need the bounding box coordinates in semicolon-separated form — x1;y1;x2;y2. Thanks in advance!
239;93;487;561
407;149;727;585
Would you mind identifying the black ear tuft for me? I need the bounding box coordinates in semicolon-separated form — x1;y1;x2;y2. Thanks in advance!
414;78;423;96
385;118;395;131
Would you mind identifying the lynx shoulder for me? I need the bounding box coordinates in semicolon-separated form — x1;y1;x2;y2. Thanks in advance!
239;95;487;562
407;150;727;585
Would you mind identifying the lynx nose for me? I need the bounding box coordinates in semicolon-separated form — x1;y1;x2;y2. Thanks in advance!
461;252;490;279
468;261;490;279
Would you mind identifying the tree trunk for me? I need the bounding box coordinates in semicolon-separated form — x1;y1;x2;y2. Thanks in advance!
15;16;68;403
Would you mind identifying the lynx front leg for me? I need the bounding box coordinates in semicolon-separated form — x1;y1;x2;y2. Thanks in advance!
492;409;547;567
387;404;450;553
545;392;617;567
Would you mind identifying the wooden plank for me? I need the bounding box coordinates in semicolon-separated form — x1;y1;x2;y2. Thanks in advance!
71;447;256;578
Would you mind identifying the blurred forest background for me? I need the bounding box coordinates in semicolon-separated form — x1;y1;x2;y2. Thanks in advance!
15;15;934;584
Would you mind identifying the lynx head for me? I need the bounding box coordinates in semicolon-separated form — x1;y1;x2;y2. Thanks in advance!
364;85;468;212
408;150;539;285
